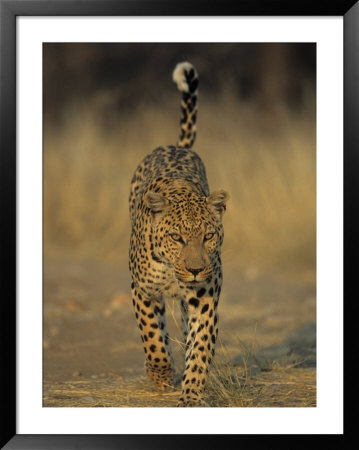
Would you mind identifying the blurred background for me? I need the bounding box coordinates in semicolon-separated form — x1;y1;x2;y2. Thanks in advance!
43;44;316;407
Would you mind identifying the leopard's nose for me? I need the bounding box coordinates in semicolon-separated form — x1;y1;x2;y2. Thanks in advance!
187;267;203;276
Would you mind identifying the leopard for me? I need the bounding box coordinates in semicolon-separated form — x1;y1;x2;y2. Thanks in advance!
129;62;228;407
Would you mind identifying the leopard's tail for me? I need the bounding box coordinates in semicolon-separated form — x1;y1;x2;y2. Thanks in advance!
172;62;198;149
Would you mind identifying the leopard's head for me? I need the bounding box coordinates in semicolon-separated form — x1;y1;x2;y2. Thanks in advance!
144;182;228;284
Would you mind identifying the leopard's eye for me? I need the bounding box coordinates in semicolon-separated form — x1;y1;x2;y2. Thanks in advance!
204;232;215;241
170;233;182;242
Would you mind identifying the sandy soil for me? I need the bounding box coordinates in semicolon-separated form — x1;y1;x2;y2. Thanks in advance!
43;252;316;407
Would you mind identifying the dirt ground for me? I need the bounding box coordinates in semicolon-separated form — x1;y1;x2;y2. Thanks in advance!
43;251;316;408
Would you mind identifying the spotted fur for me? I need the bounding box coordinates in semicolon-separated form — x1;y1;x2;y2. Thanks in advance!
129;62;228;407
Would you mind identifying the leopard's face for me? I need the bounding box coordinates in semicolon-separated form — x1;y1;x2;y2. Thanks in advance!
144;188;226;284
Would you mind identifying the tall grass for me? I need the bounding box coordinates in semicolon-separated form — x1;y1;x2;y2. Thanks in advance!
44;87;315;275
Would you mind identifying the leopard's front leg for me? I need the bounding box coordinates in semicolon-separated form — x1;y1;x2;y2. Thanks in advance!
131;284;175;390
177;289;219;407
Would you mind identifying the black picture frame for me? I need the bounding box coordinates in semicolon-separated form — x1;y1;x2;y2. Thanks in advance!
1;0;357;448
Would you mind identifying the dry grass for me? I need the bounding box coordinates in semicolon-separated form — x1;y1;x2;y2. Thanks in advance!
44;88;315;277
43;336;316;408
43;375;180;408
205;333;316;407
43;369;316;408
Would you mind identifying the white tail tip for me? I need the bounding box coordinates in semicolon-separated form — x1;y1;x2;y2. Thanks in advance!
172;62;197;93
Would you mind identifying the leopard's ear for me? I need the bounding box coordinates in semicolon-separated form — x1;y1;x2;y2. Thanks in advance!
206;190;229;219
143;192;169;215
